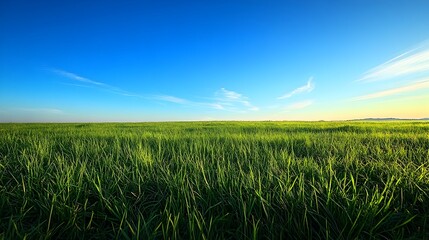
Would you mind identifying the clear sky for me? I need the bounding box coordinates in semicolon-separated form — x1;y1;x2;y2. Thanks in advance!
1;0;429;122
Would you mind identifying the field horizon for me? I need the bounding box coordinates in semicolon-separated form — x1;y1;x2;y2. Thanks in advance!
2;117;429;124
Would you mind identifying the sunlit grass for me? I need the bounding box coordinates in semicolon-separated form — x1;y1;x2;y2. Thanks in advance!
1;121;428;239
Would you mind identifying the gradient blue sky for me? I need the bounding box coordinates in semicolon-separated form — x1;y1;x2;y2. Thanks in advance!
1;0;429;122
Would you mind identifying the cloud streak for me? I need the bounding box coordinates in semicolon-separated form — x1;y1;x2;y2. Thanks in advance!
53;69;105;86
351;79;429;101
215;88;259;111
353;41;429;103
53;69;258;112
153;95;189;104
154;88;259;112
53;69;138;97
278;77;314;99
285;100;313;110
358;46;429;82
18;108;64;114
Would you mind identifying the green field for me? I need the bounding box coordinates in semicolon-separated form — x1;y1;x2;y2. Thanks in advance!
1;122;428;239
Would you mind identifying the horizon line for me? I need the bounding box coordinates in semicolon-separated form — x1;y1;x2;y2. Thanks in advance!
1;117;428;124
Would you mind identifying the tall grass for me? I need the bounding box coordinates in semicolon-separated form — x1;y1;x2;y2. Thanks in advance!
1;121;428;239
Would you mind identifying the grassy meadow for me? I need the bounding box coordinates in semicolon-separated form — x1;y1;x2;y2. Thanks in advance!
0;121;428;239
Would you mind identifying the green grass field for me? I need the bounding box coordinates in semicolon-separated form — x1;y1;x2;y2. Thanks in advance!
1;121;428;239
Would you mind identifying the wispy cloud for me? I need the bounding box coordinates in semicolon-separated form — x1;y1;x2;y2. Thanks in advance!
153;88;259;112
285;100;313;110
153;95;189;104
53;69;105;86
18;108;64;114
353;41;429;103
278;77;314;99
215;88;259;111
52;69;259;113
53;69;138;97
358;46;429;82
351;79;429;101
206;103;225;110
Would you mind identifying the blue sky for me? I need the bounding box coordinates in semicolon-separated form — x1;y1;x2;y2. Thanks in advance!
1;0;429;122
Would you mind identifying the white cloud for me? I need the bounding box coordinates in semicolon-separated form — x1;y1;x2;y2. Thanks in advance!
52;69;259;113
278;77;315;99
351;79;429;101
207;103;225;110
353;41;429;106
53;69;105;86
153;95;189;104
219;88;242;100
358;46;429;82
153;88;259;112
53;68;138;97
18;108;64;114
215;88;259;111
285;100;313;110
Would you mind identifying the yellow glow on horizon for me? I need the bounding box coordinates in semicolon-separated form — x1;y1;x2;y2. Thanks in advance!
263;94;429;121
